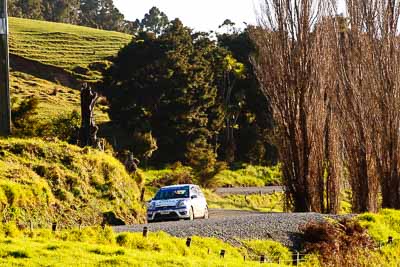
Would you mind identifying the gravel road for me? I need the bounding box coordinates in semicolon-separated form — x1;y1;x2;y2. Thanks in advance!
114;209;345;248
215;186;285;196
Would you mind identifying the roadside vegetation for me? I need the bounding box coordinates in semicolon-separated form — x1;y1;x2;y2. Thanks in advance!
210;165;282;187
1;210;400;266
299;209;400;266
204;191;284;212
143;164;282;188
0;138;145;227
0;225;284;267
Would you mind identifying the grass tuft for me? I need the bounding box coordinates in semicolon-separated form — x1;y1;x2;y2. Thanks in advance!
0;138;145;226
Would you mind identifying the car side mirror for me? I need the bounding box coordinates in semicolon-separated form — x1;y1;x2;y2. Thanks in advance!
191;195;198;199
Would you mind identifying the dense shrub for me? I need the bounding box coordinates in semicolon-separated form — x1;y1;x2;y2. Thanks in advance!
43;111;81;143
11;97;42;136
357;209;400;243
0;222;21;238
11;97;81;144
301;219;374;266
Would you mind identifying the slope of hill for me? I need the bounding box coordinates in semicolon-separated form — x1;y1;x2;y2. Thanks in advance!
8;18;131;123
9;17;132;83
0;138;145;227
10;71;109;123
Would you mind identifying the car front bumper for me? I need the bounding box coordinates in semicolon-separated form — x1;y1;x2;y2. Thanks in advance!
147;207;190;222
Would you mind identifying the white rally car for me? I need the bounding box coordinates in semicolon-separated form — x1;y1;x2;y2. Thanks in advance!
147;184;209;222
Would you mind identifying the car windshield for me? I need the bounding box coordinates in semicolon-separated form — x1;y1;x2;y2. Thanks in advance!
154;186;189;200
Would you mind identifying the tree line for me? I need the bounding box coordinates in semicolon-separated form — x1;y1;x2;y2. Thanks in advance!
251;0;400;213
98;18;276;182
7;0;168;34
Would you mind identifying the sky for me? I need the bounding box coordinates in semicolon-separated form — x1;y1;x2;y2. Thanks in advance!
113;0;260;32
113;1;346;33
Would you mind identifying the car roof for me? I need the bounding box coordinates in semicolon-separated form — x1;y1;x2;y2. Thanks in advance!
160;184;198;189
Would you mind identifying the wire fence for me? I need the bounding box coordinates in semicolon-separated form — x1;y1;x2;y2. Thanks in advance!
12;224;399;266
10;223;308;266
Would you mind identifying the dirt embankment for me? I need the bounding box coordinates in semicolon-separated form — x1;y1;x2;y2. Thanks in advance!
10;54;80;89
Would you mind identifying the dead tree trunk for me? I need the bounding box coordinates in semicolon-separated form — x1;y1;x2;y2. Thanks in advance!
79;83;99;148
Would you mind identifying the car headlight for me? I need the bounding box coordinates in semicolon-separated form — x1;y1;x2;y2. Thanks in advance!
176;200;186;208
147;201;155;209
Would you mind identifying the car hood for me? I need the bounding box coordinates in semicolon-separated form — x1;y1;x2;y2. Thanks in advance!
152;198;187;207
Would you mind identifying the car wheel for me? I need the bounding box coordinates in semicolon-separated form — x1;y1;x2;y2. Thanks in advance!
203;207;209;219
188;207;194;221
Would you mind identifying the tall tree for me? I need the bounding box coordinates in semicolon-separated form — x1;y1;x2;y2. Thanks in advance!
79;0;99;28
20;0;42;19
99;20;222;170
7;0;22;17
217;27;275;165
96;0;124;30
139;6;169;35
251;0;339;212
332;1;400;212
42;0;79;24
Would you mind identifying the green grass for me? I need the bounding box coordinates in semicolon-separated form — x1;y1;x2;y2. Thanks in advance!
0;225;285;266
9;17;132;82
208;164;282;188
320;209;400;267
204;190;284;212
357;209;400;243
8;17;127;123
10;71;110;124
143;166;194;185
243;239;291;263
142;164;282;188
0;138;145;227
2;210;400;266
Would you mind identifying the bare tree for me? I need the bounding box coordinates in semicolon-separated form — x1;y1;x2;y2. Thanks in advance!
79;83;100;148
251;0;340;212
370;1;400;209
253;0;400;213
314;17;343;213
331;0;400;212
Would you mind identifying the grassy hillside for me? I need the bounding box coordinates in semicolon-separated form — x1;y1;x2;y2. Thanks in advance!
8;17;127;123
0;138;145;227
9;17;132;82
10;71;109;123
